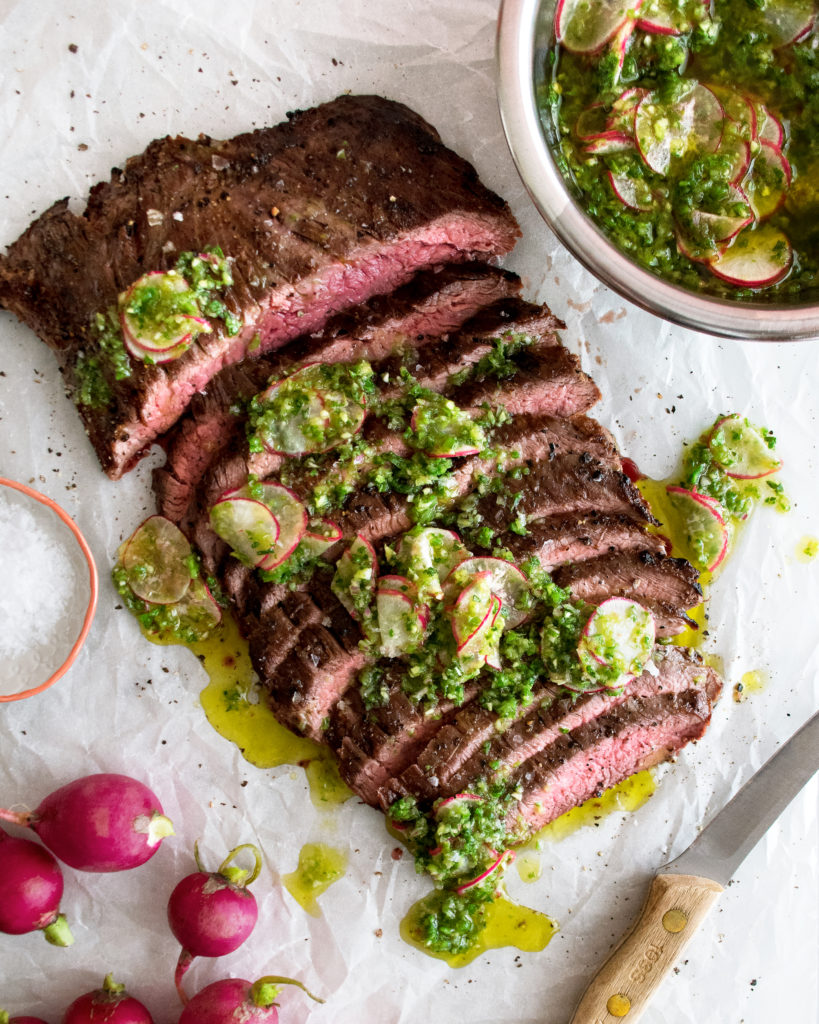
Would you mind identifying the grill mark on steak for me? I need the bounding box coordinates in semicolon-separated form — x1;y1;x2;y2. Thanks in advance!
0;95;520;478
153;265;524;523
551;550;703;637
507;682;718;837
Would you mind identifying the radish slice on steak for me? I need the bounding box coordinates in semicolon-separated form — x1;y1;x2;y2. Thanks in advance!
376;588;426;658
300;518;343;557
397;526;468;602
665;486;729;572
744;142;792;221
444;556;530;630
451;572;494;649
255;364;367;456
121;515;195;605
434;793;484;820
635;83;723;176
707;414;782;480
119;271;210;358
332;534;377;621
577;597;655;682
555;0;644;54
708;223;793;287
252;482;309;569
209;497;281;568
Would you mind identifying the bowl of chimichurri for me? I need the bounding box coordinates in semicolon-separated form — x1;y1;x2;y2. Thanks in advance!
497;0;819;339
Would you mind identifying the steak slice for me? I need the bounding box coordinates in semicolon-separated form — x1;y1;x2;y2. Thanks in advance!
391;646;715;808
499;511;667;571
154;264;522;523
551;550;702;637
507;659;721;837
0;95;520;478
478;453;657;533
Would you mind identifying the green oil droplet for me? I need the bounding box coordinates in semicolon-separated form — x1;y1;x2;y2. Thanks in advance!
796;535;819;563
283;842;347;917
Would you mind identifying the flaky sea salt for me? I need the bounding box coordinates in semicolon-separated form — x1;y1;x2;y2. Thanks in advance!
0;490;86;695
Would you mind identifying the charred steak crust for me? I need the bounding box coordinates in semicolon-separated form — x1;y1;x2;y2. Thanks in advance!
0;95;520;478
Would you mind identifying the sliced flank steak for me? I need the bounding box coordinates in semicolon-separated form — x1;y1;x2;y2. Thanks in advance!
0;95;519;478
153;263;523;524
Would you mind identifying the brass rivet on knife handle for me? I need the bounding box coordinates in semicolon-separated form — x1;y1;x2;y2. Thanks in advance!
569;873;723;1024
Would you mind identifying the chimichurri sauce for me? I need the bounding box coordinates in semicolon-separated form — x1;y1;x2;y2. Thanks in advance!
540;0;819;300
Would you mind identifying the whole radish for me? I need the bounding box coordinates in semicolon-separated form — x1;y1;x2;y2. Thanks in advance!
168;843;261;1003
178;976;324;1024
0;774;173;872
0;828;73;947
1;1011;50;1024
62;974;154;1024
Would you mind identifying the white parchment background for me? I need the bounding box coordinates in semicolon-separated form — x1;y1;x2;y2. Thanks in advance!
0;2;817;1022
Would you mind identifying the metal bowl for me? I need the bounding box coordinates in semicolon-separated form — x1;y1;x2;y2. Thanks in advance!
496;0;819;341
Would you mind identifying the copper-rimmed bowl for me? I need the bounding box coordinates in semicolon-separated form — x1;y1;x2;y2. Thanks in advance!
496;0;819;341
0;478;98;702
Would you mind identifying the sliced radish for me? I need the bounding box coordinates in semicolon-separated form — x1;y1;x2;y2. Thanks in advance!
606;87;648;134
434;793;484;820
377;589;425;658
635;83;723;176
397;527;468;602
665;485;729;572
609;17;636;78
578;597;656;680
584;132;635;156
707;414;782;480
332;534;377;620
444;556;531;630
717;132;752;185
744;142;792;221
377;574;418;599
299;518;343;557
575;103;609;140
708;223;793;287
121;515;194;605
255;364;366;456
675;224;721;265
455;849;514;896
120;271;210;356
162;577;223;639
451;572;494;648
607;168;655;211
711;87;757;141
483;597;504;670
410;394;486;458
556;0;644;54
688;185;753;245
209;497;281;568
636;0;685;34
755;105;785;148
247;482;308;569
758;0;814;46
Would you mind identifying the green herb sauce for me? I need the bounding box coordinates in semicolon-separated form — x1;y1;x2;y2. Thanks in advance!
541;0;819;298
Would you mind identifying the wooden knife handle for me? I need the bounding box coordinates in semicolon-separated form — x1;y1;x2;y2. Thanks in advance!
569;873;723;1024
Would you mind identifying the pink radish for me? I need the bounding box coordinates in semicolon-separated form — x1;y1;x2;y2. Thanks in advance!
62;975;154;1024
0;829;73;947
455;850;515;896
169;843;262;1005
1;1013;50;1024
434;793;485;820
0;774;173;872
708;223;793;287
178;976;324;1024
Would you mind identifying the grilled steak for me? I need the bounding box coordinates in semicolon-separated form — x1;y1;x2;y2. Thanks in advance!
154;263;525;524
0;95;520;478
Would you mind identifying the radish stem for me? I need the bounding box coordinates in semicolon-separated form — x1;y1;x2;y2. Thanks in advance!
250;977;325;1007
174;951;195;1006
43;913;74;947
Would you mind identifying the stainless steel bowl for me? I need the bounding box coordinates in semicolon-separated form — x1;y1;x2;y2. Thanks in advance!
496;0;819;341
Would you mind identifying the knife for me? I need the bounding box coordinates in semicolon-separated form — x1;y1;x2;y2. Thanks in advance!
570;708;819;1024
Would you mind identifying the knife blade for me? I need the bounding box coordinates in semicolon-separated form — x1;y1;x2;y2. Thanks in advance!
569;708;819;1024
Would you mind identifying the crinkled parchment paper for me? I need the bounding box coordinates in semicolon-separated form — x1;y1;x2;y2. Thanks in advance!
0;2;817;1022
